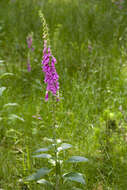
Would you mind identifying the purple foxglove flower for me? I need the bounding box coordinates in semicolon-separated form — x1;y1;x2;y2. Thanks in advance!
27;61;31;72
27;36;32;49
26;34;34;72
42;40;59;101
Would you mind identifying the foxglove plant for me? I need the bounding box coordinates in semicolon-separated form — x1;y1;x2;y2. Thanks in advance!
26;33;34;72
26;12;88;190
40;12;59;102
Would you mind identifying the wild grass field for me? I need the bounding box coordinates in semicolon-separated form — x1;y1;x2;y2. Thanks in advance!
0;0;127;189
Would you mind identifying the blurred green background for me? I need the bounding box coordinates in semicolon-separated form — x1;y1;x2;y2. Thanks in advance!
1;0;127;189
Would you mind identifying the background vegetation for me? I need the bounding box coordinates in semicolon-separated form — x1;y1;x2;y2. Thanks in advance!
0;0;127;189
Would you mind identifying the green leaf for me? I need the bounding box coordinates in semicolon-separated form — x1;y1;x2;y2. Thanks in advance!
4;103;19;108
0;87;6;96
63;172;85;184
56;139;62;144
66;156;88;163
43;137;61;144
0;72;14;79
48;158;55;166
6;129;22;136
8;114;24;122
72;187;83;190
43;137;54;142
34;147;50;153
26;167;51;181
57;143;72;152
33;154;52;159
37;179;53;186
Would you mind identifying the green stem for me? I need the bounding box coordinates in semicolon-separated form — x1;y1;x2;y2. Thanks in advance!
52;96;61;190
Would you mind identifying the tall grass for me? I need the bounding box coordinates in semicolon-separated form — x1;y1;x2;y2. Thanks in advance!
0;0;127;189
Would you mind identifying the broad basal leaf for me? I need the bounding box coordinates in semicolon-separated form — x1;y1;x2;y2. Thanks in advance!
34;147;50;153
57;143;72;152
63;172;85;184
26;167;51;181
33;153;51;159
66;156;88;163
37;179;53;186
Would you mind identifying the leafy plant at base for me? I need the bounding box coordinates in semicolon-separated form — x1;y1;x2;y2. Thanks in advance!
26;138;88;189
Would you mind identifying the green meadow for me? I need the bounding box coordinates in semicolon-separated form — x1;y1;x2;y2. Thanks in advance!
0;0;127;189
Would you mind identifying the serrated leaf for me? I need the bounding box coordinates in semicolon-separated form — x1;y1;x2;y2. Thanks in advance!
26;167;51;181
57;143;72;152
0;72;14;79
37;179;53;186
8;114;24;122
63;172;85;184
33;153;51;159
0;87;6;96
34;147;50;153
4;103;19;108
66;156;88;163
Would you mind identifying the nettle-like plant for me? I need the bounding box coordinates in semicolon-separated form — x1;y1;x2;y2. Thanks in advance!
25;11;88;190
27;139;88;190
